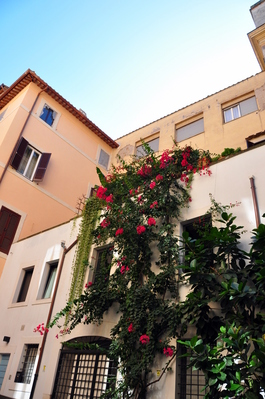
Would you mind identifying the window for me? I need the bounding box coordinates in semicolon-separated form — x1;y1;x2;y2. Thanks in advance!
40;104;57;126
0;109;6;122
52;337;116;399
176;346;206;398
42;261;58;299
223;96;258;123
17;268;34;303
11;137;51;182
136;137;159;158
15;344;38;384
0;354;10;389
98;149;110;169
176;118;204;142
93;247;113;283
0;206;21;255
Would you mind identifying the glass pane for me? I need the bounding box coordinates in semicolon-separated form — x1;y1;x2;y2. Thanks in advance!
17;147;32;175
240;96;257;116
43;264;58;299
25;151;39;179
136;138;159;158
98;149;110;169
17;269;33;302
40;105;55;126
176;119;204;142
224;109;232;123
232;105;240;120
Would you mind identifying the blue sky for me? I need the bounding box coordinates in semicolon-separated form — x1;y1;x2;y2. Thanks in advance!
1;0;261;139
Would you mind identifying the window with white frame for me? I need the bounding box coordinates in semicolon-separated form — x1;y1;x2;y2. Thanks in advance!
176;118;204;142
39;104;57;127
223;96;258;123
15;344;38;384
98;149;110;169
11;138;51;182
136;137;159;158
42;261;58;299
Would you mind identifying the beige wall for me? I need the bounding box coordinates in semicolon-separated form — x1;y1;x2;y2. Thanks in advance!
112;72;265;165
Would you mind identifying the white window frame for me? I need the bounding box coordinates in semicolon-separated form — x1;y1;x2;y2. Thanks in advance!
17;145;41;180
136;136;159;158
98;148;110;170
37;260;58;300
223;96;258;123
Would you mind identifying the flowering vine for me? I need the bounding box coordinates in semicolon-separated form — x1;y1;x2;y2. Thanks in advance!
50;143;213;398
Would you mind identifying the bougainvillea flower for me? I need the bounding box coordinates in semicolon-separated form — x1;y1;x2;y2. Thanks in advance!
106;194;113;203
150;201;158;209
115;228;124;236
163;347;174;357
128;323;134;332
140;334;150;344
100;218;110;228
137;225;146;234
148;217;156;226
156;174;163;181
120;266;126;274
96;186;107;199
149;181;156;189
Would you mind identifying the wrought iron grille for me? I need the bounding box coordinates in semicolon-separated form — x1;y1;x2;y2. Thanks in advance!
15;344;38;384
52;348;116;398
176;347;206;399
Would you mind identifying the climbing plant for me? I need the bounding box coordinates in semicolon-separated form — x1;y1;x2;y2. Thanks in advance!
50;143;265;398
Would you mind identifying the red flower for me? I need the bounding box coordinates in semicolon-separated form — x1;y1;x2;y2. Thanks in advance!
156;174;163;181
96;186;107;199
106;194;113;203
137;225;146;234
149;181;156;189
140;334;150;344
115;228;124;236
150;201;158;209
163;347;174;357
120;266;125;274
181;158;188;167
85;282;93;288
128;323;134;333
129;189;134;195
137;165;152;177
148;217;156;226
100;218;110;228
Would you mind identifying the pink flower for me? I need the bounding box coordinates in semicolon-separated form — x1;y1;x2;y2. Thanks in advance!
85;282;93;288
137;165;152;177
140;334;150;344
150;201;158;209
163;347;174;357
129;189;134;195
100;218;110;228
148;217;156;226
137;225;146;234
106;194;113;203
137;195;142;203
56;334;59;339
156;174;163;181
115;228;124;236
149;181;156;189
96;186;107;199
120;266;125;274
128;323;134;333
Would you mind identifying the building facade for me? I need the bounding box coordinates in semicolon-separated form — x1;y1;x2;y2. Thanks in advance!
0;70;118;276
0;143;264;399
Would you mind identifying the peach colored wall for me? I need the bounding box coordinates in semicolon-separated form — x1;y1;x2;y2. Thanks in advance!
112;72;265;165
0;82;113;276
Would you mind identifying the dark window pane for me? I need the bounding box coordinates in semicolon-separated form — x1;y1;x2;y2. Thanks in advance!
40;105;56;126
17;268;33;302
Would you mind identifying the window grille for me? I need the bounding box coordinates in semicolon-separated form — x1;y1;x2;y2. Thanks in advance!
15;344;38;384
176;347;206;399
52;338;116;399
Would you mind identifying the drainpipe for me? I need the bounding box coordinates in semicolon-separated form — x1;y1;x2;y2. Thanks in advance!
249;176;260;228
29;237;78;399
0;86;48;185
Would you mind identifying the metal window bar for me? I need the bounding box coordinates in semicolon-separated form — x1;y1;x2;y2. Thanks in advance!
52;349;116;399
21;344;38;384
176;347;206;399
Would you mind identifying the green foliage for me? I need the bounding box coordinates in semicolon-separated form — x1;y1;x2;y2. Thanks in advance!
221;147;241;157
51;143;265;399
